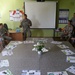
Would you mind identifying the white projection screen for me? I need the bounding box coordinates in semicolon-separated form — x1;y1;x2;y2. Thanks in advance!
25;1;56;28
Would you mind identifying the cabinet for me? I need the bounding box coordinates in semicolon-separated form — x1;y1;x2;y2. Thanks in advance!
9;30;23;41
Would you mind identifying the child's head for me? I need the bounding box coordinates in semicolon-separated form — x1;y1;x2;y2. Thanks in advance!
22;14;27;19
68;20;72;25
73;13;75;18
0;23;3;29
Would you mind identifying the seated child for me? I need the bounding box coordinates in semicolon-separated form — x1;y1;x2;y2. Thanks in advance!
61;20;73;40
0;23;12;47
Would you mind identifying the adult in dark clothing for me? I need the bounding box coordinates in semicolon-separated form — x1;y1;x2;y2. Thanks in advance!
71;13;75;29
70;29;75;46
20;14;32;40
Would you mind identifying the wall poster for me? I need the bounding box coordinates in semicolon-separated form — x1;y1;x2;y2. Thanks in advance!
59;9;69;24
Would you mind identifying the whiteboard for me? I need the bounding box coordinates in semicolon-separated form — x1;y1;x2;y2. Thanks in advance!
25;1;56;28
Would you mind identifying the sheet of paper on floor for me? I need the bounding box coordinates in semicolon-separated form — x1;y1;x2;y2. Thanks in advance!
57;44;69;49
22;70;41;75
32;38;48;43
66;56;75;63
61;49;75;55
12;41;23;46
51;41;62;44
47;71;68;75
5;45;17;50
0;69;13;75
2;50;13;56
66;65;75;74
0;60;9;68
24;41;34;44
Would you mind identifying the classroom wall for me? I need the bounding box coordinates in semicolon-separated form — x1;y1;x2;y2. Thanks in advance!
59;0;75;28
0;0;75;37
0;0;24;29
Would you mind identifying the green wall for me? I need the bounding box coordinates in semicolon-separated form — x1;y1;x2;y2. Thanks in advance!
0;0;23;29
59;0;75;28
0;0;75;37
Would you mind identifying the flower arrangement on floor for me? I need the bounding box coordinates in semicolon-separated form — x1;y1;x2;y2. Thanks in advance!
32;41;48;55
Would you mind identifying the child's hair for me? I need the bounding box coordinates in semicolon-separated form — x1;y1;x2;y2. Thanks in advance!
0;23;3;26
4;23;8;30
24;14;27;18
74;13;75;14
68;20;72;24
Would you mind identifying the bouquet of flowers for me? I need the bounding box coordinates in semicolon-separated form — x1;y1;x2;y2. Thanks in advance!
32;41;48;55
35;41;44;51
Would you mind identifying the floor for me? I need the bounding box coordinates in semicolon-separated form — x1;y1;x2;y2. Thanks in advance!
4;37;75;49
53;37;66;41
53;37;75;48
